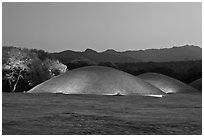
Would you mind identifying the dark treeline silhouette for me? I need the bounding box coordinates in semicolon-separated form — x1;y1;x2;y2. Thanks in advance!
116;61;202;84
65;60;202;84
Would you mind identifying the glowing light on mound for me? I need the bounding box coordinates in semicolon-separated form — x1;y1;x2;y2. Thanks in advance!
28;66;164;96
138;73;199;94
145;95;163;98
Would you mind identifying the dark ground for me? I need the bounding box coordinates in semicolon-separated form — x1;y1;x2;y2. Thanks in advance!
2;92;202;135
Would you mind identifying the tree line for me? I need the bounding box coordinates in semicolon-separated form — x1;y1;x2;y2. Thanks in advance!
2;46;67;92
65;60;202;84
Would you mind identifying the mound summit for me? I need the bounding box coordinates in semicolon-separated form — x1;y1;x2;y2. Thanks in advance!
28;66;164;96
138;73;199;94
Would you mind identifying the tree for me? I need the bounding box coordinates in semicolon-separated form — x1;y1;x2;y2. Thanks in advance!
27;58;67;87
26;58;51;87
2;46;68;92
2;48;33;92
30;49;53;60
42;59;67;76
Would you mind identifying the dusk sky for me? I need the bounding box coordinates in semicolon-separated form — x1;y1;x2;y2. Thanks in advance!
2;2;202;52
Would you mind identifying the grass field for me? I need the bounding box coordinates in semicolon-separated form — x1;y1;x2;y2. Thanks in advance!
2;92;202;135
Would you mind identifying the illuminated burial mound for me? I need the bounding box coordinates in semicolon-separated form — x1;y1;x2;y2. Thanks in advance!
189;78;202;91
28;66;164;96
138;73;199;94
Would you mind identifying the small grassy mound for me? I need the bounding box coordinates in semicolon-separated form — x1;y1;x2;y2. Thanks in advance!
138;73;199;94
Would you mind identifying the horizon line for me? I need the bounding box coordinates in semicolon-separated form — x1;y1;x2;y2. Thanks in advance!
2;44;202;53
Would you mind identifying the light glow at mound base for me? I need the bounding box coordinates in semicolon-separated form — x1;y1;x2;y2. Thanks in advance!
28;66;164;96
145;95;163;98
138;73;200;94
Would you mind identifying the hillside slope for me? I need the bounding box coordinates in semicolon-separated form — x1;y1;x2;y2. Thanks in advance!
51;45;202;63
120;45;202;62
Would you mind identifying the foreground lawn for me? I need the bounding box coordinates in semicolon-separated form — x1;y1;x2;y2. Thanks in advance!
2;92;202;135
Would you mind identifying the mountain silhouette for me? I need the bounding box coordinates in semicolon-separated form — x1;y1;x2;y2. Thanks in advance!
120;45;202;62
52;48;140;64
51;45;201;64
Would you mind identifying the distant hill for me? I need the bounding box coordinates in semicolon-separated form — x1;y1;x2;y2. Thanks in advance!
120;45;202;62
52;48;140;64
51;45;202;64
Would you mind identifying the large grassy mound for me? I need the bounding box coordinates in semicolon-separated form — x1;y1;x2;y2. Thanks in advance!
189;78;202;91
28;66;164;96
138;73;199;94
